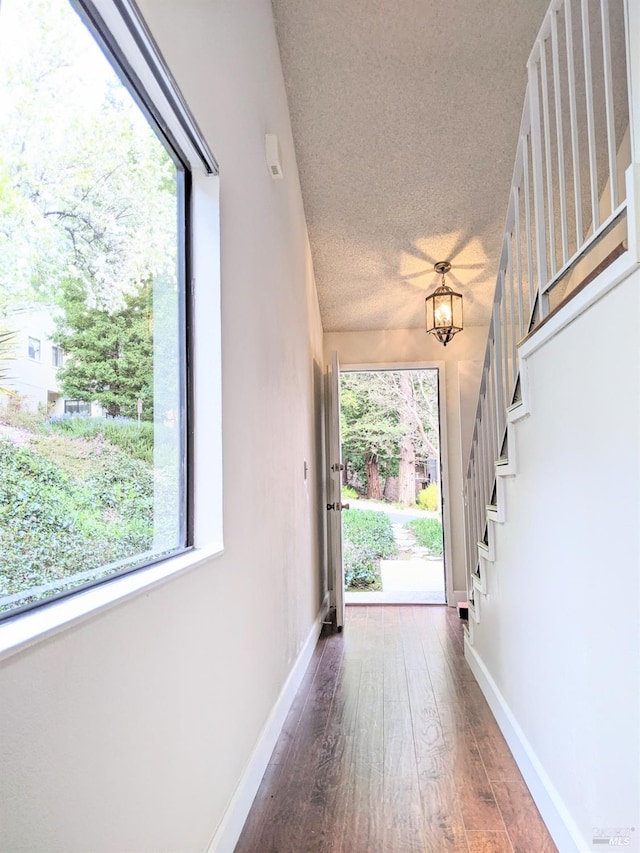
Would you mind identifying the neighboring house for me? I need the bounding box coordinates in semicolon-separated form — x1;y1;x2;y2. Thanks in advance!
0;307;102;417
415;457;439;489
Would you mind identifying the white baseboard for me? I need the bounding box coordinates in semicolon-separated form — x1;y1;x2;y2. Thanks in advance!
450;589;468;606
464;638;587;853
206;606;325;852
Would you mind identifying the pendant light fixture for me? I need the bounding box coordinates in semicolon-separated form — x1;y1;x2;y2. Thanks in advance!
425;261;463;346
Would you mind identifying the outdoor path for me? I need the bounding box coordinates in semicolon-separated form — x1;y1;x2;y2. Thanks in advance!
345;500;445;605
392;520;431;559
346;497;429;526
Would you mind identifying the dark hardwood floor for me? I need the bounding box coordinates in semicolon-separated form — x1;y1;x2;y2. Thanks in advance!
235;606;557;853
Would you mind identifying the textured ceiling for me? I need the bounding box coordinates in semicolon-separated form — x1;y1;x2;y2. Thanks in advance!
272;0;550;331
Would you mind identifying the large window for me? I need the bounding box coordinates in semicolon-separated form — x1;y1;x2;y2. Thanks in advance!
0;0;199;618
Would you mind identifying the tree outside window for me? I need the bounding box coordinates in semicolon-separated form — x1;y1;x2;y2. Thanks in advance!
0;0;188;618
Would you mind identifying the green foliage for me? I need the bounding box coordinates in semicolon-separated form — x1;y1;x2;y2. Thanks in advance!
340;373;401;484
0;400;155;464
86;459;153;516
0;0;179;421
46;415;154;464
0;396;49;432
416;482;439;512
0;0;178;312
406;518;443;556
342;510;395;591
343;542;381;590
339;370;440;503
0;435;154;604
343;509;396;558
0;331;17;396
0;0;182;613
341;485;358;500
54;281;154;419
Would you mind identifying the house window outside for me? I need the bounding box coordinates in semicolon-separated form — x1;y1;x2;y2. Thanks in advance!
28;337;41;361
64;399;92;416
51;345;64;368
0;0;196;619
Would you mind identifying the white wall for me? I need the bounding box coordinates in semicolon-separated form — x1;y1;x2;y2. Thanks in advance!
1;308;62;412
467;269;640;851
323;326;487;599
0;2;325;851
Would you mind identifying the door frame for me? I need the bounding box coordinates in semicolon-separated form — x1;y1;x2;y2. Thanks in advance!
334;359;454;605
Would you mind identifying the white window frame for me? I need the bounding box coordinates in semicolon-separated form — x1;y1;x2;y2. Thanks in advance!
0;0;222;659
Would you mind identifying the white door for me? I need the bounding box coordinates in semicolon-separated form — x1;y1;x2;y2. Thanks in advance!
326;351;346;630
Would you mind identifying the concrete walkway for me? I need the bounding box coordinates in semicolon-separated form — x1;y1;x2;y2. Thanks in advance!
346;510;446;605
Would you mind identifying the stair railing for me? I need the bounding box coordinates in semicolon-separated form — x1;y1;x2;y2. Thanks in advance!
464;0;638;604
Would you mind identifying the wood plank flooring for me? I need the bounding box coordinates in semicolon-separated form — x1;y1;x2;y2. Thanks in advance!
234;606;557;853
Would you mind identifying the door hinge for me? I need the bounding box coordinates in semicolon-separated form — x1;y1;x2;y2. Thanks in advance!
331;463;345;472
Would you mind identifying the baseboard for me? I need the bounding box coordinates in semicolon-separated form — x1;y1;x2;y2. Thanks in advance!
450;589;468;606
464;638;587;853
206;606;325;853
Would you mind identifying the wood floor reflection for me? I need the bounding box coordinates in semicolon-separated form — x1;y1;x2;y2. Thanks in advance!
235;606;557;853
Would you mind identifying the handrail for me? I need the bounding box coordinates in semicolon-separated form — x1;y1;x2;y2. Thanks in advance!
464;0;634;596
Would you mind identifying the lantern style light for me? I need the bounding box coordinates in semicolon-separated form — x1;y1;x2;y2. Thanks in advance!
425;260;463;346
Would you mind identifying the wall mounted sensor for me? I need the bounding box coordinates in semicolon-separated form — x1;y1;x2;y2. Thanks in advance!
265;134;284;179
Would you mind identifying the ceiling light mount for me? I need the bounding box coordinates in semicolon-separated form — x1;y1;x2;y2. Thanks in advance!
434;260;451;276
425;260;463;347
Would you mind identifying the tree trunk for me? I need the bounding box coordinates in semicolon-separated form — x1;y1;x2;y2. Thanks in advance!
365;451;382;500
398;434;416;506
398;372;417;506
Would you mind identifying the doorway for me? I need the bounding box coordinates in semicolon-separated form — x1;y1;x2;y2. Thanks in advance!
339;368;446;605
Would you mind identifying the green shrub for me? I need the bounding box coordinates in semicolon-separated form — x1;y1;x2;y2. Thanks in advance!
87;458;154;516
46;415;154;463
416;482;439;512
341;509;395;593
0;436;153;604
343;542;381;590
406;517;443;556
342;509;396;558
0;396;49;433
341;485;358;500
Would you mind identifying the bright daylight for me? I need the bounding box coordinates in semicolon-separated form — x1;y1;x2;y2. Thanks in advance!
0;0;184;616
340;369;445;603
0;0;636;851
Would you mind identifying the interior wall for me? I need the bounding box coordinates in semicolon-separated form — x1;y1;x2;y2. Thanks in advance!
469;270;640;850
0;2;325;851
323;326;488;598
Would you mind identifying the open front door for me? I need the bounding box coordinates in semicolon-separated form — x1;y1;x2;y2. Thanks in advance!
326;351;346;630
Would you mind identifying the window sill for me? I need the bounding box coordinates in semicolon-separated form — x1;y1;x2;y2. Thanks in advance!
0;544;224;662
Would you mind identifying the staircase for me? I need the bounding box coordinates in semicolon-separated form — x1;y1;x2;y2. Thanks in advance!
462;0;640;642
